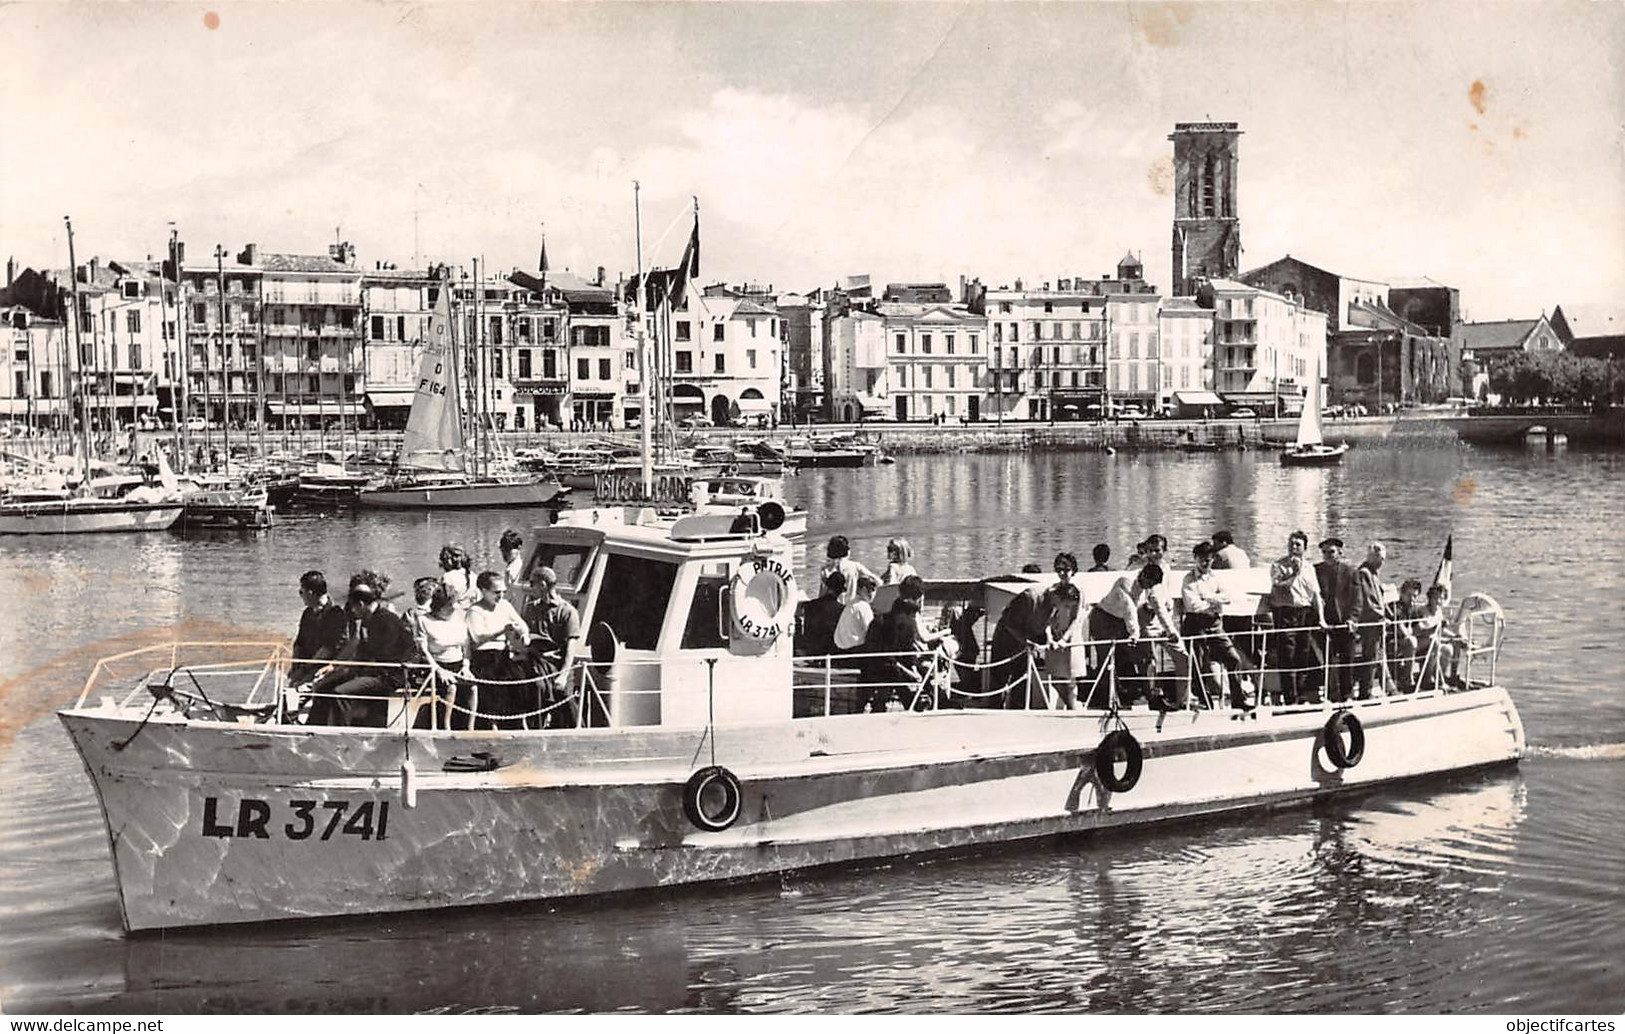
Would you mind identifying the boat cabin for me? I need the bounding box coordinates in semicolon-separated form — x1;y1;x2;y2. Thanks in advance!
521;511;798;729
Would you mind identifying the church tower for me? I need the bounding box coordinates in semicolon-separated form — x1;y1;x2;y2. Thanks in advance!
1169;122;1242;296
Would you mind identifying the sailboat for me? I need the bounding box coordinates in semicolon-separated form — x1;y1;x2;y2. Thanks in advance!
0;219;185;535
1280;354;1348;466
358;271;566;510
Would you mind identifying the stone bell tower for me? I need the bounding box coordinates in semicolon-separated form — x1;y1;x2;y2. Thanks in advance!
1170;122;1242;296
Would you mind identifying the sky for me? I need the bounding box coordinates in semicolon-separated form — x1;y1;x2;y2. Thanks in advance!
3;2;1622;328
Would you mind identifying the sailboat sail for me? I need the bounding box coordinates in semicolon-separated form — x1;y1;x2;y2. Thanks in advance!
400;278;466;472
1294;355;1325;448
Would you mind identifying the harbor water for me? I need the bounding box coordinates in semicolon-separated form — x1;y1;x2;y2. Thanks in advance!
0;443;1620;1013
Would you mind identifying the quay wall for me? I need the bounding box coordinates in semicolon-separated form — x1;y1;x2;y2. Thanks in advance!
8;411;1621;466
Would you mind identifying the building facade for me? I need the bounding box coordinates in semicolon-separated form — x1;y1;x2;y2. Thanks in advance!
1205;278;1328;409
874;302;987;422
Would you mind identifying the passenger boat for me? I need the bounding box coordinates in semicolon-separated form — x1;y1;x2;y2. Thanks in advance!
1280;359;1349;466
786;434;882;469
60;512;1522;933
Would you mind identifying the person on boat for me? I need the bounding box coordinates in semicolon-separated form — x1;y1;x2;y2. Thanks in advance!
466;571;531;729
864;574;937;712
797;569;846;658
521;566;581;729
1268;531;1327;706
821;535;878;607
307;576;416;728
1416;583;1466;692
438;544;477;610
1181;542;1247;708
1315;537;1360;703
991;574;1050;710
499;530;527;609
1038;552;1083;710
414;584;471;729
288;570;348;688
1087;543;1112;573
1087;563;1180;709
1386;578;1426;694
407;576;441;640
1210;530;1249;570
938;601;985;705
833;572;878;658
1352;542;1389;699
882;538;919;585
1126;534;1167;571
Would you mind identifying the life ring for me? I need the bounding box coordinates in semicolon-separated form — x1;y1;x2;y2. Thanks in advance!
1323;710;1365;769
729;555;797;641
725;463;740;476
683;765;743;832
1094;729;1144;793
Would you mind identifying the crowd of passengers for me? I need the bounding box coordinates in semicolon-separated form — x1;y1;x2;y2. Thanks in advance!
795;530;1468;714
284;529;583;729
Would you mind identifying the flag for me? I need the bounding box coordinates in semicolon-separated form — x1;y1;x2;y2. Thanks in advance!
625;212;701;311
1432;534;1453;599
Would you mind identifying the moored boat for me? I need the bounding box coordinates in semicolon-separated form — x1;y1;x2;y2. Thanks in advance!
60;512;1521;933
1281;356;1348;466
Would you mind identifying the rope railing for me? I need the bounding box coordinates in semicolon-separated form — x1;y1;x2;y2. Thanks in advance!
69;610;1499;728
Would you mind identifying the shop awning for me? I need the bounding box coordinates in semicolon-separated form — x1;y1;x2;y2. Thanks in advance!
733;397;773;415
1172;391;1224;406
856;394;889;413
366;390;417;409
267;401;366;417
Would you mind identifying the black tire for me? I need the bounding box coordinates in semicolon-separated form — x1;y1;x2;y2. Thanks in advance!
682;765;744;832
1094;730;1144;793
1323;711;1366;769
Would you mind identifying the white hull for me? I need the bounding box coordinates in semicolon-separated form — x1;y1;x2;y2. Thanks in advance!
60;687;1522;932
0;501;182;535
356;477;566;510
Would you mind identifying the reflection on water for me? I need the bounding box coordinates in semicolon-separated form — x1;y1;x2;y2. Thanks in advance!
1;445;1622;1012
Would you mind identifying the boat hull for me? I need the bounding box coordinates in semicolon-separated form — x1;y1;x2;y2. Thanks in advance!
60;686;1522;932
0;501;183;535
356;478;567;510
1281;444;1349;466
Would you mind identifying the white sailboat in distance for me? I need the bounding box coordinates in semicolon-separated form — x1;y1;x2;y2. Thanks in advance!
1280;353;1348;466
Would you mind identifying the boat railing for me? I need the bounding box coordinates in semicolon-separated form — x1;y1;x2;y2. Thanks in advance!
791;606;1502;717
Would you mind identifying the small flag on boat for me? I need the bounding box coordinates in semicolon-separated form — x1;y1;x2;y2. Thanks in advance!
1432;534;1453;598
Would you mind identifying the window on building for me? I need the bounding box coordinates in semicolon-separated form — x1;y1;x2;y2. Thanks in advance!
746;318;758;338
370;314;384;340
1071;371;1079;387
1053;346;1061;364
575;357;590;380
1010;323;1020;343
193;302;207;324
999;301;1012;313
518;350;532;379
712;323;725;343
895;332;906;353
595;358;608;380
1202;153;1217;217
970;334;979;353
492;351;504;378
542;318;557;341
130;341;142;369
945;333;955;354
676;320;691;342
676;351;693;374
543;350;557;379
487;316;502;345
1031;322;1043;341
947;366;956;388
747;348;758;369
921;333;932;354
993;323;1003;343
1035;371;1045;388
14;371;25;397
714;353;726;374
1129;365;1139;391
126;310;141;334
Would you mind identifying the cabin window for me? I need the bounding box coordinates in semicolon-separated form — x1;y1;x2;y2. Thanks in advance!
594;554;677;651
680;573;731;650
523;542;595;592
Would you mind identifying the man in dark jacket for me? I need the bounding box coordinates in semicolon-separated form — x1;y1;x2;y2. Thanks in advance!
1353;542;1389;699
308;576;416;727
1315;538;1360;702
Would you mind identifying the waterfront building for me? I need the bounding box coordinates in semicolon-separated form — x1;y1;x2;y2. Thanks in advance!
1156;297;1216;400
1170;121;1243;296
0;266;74;432
359;266;434;430
185;242;364;433
506;269;581;431
822;299;887;424
1204;278;1328;410
670;287;783;427
40;258;174;433
776;290;826;423
984;255;1153;420
557;270;625;430
1105;291;1164;413
873;299;986;423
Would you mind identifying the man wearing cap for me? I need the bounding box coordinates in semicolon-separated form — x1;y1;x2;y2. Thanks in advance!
1181;542;1246;707
1315;537;1361;702
1353;542;1389;698
308;574;416;727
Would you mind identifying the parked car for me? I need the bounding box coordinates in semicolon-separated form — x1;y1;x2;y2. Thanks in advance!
184;417;209;431
1118;406;1147;420
1229;407;1258;419
678;415;712;429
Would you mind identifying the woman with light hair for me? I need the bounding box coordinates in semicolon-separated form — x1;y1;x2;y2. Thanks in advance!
883;537;918;585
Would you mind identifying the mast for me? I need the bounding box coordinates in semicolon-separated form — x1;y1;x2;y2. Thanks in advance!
255;273;267;466
216;244;231;475
64;216;92;495
165;226;181;470
634;181;651;495
335;275;351;471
